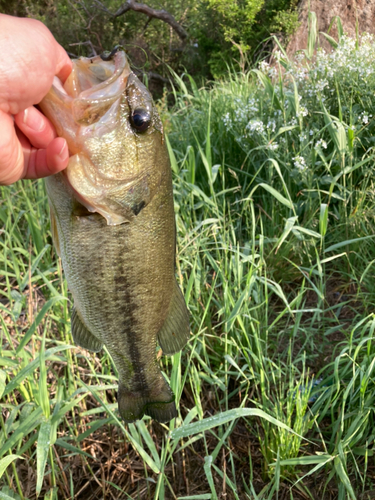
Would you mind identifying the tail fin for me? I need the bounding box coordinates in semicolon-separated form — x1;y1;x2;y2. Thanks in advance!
118;383;177;423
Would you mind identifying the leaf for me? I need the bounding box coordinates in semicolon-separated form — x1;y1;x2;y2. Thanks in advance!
336;16;344;39
55;439;95;459
203;456;218;500
0;455;24;480
20;244;50;292
165;134;179;174
0;492;20;500
276;216;298;252
0;371;6;399
252;70;281;109
170;408;306;440
51;394;87;424
259;183;293;209
334;457;356;500
225;287;250;332
39;329;50;419
324;235;375;253
258;277;292;312
271;125;299;141
319;204;329;238
136;420;161;469
36;420;52;496
322;106;347;156
178;495;212;500
292;226;321;240
307;11;317;59
0;407;43;458
16;297;67;354
270;454;332;466
320;32;338;49
4;345;73;398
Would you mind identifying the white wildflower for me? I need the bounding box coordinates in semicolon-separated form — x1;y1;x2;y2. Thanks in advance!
293;156;307;171
315;139;327;149
247;120;265;134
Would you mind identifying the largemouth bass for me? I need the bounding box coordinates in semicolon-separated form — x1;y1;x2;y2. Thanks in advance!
39;47;190;423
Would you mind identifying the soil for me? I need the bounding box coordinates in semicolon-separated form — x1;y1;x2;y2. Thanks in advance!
287;0;375;56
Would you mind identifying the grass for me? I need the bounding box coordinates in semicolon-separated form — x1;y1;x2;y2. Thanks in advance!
2;14;375;499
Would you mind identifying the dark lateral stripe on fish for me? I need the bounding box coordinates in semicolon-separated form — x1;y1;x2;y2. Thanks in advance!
112;271;146;387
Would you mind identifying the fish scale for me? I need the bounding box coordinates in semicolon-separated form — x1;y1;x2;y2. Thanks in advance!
40;48;190;423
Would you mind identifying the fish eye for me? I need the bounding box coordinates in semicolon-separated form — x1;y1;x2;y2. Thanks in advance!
130;108;151;132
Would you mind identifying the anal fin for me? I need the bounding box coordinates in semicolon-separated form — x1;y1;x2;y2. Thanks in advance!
71;307;103;352
157;280;190;355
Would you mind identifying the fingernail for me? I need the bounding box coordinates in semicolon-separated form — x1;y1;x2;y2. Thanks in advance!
23;107;45;132
58;141;69;161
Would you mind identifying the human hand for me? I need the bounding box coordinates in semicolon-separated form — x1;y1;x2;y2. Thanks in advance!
0;14;72;185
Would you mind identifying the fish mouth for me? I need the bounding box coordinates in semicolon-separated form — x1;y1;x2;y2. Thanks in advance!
62;48;131;126
63;46;129;96
43;47;131;142
40;48;158;226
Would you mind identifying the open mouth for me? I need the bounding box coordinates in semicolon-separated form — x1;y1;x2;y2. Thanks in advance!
51;48;131;127
39;48;159;227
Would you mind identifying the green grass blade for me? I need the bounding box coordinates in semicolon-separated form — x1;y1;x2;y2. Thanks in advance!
171;408;306;440
258;183;293;209
324;235;375;253
0;455;24;480
36;420;52;496
203;456;218;500
0;407;44;458
16;296;67;354
4;345;73;398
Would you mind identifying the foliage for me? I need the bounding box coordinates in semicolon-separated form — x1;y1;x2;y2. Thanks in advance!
190;0;300;78
192;0;264;77
166;25;375;495
206;0;263;44
270;7;300;37
0;0;300;82
3;12;375;500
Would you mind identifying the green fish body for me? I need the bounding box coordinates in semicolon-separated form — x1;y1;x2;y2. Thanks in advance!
40;49;189;423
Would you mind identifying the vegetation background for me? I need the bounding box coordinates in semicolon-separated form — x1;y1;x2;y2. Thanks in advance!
1;1;375;500
0;0;300;82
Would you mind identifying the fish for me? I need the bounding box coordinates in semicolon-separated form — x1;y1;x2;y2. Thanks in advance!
39;47;190;423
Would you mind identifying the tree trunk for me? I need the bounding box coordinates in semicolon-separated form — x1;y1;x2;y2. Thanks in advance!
286;0;375;55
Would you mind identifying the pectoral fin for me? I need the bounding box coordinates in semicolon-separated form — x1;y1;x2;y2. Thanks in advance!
157;280;190;355
71;307;103;352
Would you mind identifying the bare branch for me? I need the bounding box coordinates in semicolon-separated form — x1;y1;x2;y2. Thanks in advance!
69;40;97;57
94;0;188;42
133;69;171;84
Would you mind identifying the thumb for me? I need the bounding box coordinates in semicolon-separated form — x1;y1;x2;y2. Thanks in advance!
54;42;72;83
0;110;25;185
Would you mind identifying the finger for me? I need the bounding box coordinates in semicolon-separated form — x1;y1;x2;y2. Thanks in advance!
0;110;25;185
14;107;56;150
0;15;72;114
22;136;69;179
55;43;73;83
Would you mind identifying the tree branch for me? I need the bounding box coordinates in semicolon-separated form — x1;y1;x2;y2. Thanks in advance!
133;69;171;84
94;0;188;42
